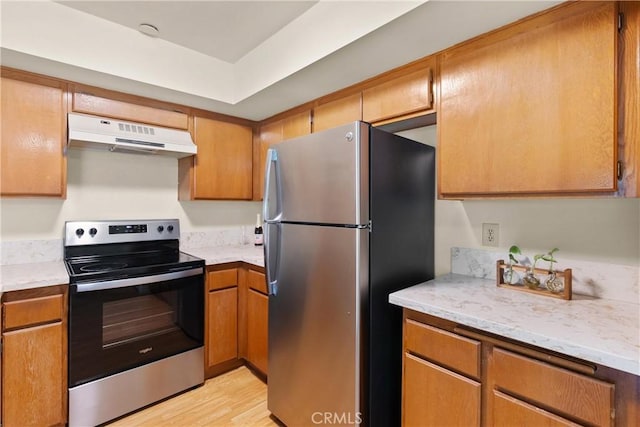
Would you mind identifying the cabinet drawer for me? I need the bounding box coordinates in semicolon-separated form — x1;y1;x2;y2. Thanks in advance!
493;391;579;427
405;319;480;379
3;294;63;330
492;348;614;426
247;269;267;294
207;268;238;291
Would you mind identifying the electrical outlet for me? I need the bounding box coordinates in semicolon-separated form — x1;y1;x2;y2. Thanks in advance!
482;223;499;247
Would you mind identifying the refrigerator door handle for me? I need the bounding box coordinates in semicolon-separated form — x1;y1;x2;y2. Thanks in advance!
264;221;281;296
263;148;282;223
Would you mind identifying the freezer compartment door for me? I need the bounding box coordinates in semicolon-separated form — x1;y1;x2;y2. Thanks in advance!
268;223;368;426
265;121;369;226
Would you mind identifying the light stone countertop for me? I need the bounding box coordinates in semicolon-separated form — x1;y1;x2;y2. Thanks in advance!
0;261;70;293
182;244;264;268
389;273;640;376
0;245;264;294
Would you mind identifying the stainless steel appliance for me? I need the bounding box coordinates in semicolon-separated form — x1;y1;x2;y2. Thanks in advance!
263;121;435;426
64;219;204;427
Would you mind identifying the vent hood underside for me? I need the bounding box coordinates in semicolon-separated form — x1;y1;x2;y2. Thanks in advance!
67;113;197;158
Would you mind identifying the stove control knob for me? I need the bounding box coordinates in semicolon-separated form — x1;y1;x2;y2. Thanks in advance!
157;225;164;232
167;225;174;232
89;228;97;237
75;228;84;237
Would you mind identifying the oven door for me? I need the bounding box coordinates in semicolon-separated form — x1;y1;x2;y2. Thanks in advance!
68;267;204;387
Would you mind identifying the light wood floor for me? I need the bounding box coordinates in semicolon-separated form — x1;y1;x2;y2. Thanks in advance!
108;367;280;426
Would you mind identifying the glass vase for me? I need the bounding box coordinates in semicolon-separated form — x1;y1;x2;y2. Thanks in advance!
522;267;540;289
502;264;521;285
545;271;564;293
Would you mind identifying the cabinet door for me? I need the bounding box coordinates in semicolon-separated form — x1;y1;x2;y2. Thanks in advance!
1;76;66;197
362;66;434;125
403;353;480;427
282;110;311;140
191;117;253;200
438;2;617;197
3;322;65;427
493;391;580;427
314;94;362;133
207;287;238;367
246;288;268;375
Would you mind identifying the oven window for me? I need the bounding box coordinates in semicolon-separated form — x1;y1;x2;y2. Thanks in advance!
103;293;179;349
68;272;204;387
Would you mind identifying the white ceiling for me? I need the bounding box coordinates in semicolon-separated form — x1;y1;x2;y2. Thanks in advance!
57;1;319;63
1;1;561;121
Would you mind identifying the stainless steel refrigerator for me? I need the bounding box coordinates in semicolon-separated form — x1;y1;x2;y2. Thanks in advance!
263;121;435;426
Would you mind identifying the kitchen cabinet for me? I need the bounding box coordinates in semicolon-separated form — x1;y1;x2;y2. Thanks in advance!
619;1;640;197
254;110;311;200
205;267;240;376
403;317;481;426
1;286;67;427
362;62;435;126
71;85;189;130
179;116;253;200
1;71;67;197
313;93;362;133
438;1;618;198
402;309;639;427
244;269;268;375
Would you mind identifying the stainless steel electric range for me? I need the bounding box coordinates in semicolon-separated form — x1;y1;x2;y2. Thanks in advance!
64;219;204;427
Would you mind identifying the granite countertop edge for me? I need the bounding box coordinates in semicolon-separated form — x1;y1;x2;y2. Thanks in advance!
0;245;264;294
389;273;640;377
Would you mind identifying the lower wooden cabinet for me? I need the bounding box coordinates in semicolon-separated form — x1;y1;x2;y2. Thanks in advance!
205;263;268;378
402;309;639;427
403;353;480;427
1;286;67;427
245;288;268;375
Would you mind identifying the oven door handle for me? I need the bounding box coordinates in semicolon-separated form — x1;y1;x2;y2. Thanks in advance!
73;267;204;292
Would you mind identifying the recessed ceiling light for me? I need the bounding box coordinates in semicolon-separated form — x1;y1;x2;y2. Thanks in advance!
138;23;159;37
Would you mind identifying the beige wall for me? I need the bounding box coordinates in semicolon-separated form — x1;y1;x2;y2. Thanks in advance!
2;130;639;278
398;127;640;276
0;148;261;240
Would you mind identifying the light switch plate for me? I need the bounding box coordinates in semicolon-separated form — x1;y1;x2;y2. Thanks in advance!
482;223;499;247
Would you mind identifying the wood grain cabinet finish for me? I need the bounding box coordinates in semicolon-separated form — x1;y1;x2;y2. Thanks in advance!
180;117;253;200
491;348;614;426
403;353;481;427
402;309;638;427
245;288;268;375
2;286;67;427
72;89;189;130
254;110;311;200
313;93;362;133
402;313;481;427
205;267;240;373
438;1;618;198
1;75;67;197
362;65;434;125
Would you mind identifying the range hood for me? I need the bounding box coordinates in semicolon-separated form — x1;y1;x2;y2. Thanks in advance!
68;113;197;158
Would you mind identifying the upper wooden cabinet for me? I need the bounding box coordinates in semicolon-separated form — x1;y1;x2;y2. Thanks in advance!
362;61;435;125
1;72;67;197
313;93;362;133
619;1;640;197
71;86;189;130
254;110;311;200
438;2;618;198
179;116;253;200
